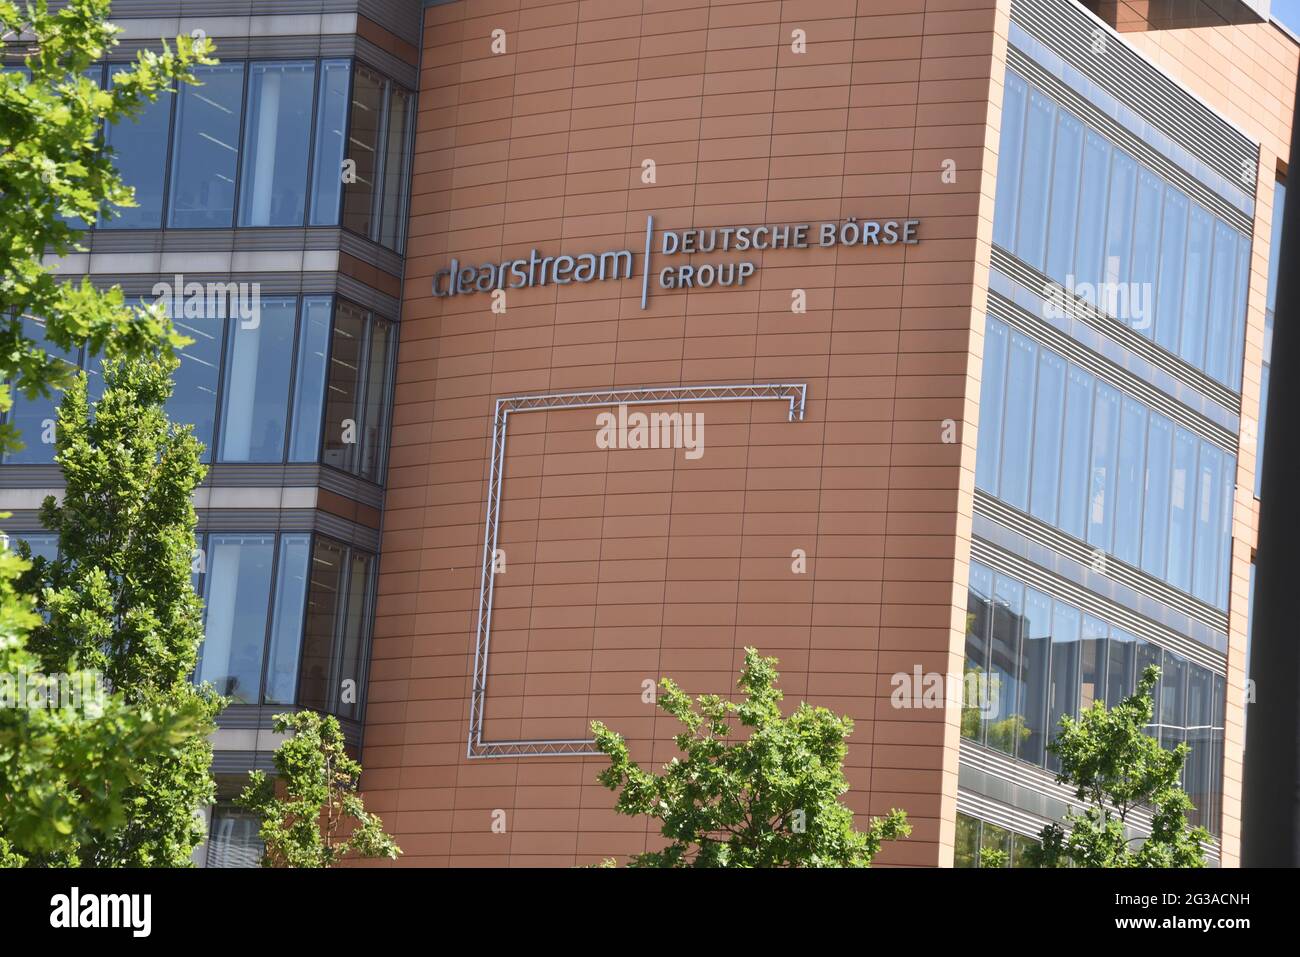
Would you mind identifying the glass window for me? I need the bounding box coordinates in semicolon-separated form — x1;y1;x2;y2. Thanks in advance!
341;66;385;240
310;60;352;225
1184;664;1213;830
1058;366;1094;540
1208;673;1225;832
379;86;413;251
1160;651;1187;753
206;807;263;868
1167;427;1198;593
1047;602;1080;771
1141;413;1173;579
1178;204;1214;369
334;551;373;719
955;813;980;867
1029;349;1066;524
238;61;317;227
1112;396;1147;567
263;534;311;705
1044;109;1084;283
999;331;1037;511
1233;232;1252;393
298;538;347;713
217;299;296;462
289;297;333;462
980;821;1011;866
1203;221;1239;385
1015;89;1056;270
1218;454;1235;610
3;317;77;464
1106;627;1137;708
993;72;1028;251
1192;444;1223;605
964;564;994;743
1129;169;1164;338
1018;587;1053;765
1079;613;1108;712
322;301;367;474
358;318;393;483
198;534;275;703
1074;130;1112;302
987;574;1024;755
1135;640;1163;738
1103;149;1138;302
167;311;225;462
1011;832;1039;867
975;318;1008;494
1086;382;1121;552
168;64;246;228
1154;187;1188;354
6;533;57;568
100;64;172;229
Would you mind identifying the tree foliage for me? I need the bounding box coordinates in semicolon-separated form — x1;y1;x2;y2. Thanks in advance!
591;647;910;867
1027;665;1210;868
17;357;221;866
0;0;213;455
237;711;401;868
0;0;211;865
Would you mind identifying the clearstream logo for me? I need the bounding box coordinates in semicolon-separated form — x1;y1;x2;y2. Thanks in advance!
432;214;920;309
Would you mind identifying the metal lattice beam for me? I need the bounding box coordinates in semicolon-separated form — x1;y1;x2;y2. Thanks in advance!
468;383;808;758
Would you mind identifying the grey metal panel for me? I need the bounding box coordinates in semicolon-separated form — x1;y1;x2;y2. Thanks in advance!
356;35;419;90
1005;45;1253;232
211;750;277;774
959;746;1222;858
358;0;425;39
972;494;1232;642
339;228;406;278
1010;0;1260;197
336;273;402;318
991;249;1242;416
0;465;62;488
970;532;1229;672
196;509;382;551
986;290;1239;452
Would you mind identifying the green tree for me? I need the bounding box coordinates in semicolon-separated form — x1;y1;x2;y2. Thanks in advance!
591;647;910;867
19;356;221;866
237;711;401;868
1026;665;1210;868
1;0;213;457
0;544;205;866
0;0;211;865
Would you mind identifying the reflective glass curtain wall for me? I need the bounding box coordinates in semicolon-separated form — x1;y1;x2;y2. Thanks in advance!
965;562;1225;834
92;57;413;252
2;298;395;481
193;531;375;717
995;70;1252;392
976;316;1235;610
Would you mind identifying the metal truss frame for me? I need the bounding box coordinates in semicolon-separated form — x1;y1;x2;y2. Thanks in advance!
467;382;808;758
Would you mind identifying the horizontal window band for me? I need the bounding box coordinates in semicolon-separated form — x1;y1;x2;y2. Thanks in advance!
959;748;1221;857
986;289;1239;453
1009;0;1258;201
971;508;1230;666
991;248;1242;416
1005;47;1254;233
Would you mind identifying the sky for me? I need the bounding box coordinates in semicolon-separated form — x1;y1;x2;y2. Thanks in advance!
1274;0;1300;33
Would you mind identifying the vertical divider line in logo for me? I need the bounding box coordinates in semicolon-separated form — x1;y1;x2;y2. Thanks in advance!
640;214;654;309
